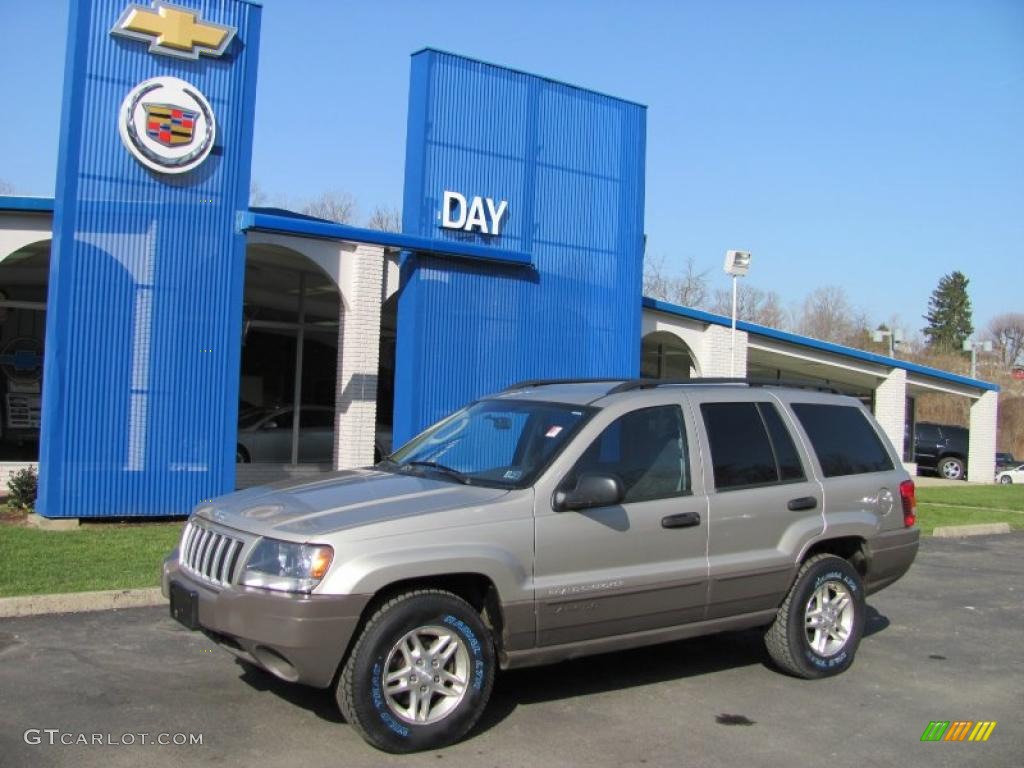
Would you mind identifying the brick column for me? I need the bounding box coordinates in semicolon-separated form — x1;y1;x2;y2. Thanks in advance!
702;325;747;377
967;390;998;484
873;368;907;459
334;244;384;469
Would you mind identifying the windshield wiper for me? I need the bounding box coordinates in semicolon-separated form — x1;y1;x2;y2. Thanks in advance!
404;460;471;484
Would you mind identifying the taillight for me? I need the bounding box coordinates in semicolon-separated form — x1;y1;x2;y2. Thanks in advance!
899;479;917;527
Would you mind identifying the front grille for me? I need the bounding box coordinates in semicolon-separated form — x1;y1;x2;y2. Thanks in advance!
179;521;245;586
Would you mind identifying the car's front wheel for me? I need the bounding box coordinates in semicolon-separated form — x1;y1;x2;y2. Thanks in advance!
336;589;495;753
999;475;1013;485
765;554;866;679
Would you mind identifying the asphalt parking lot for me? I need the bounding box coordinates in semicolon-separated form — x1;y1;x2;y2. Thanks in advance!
1;533;1021;768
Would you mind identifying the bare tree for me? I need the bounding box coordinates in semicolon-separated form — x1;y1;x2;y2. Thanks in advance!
643;254;710;309
0;179;16;195
366;205;402;233
249;178;269;207
710;283;786;327
302;191;358;224
986;313;1024;368
795;285;868;344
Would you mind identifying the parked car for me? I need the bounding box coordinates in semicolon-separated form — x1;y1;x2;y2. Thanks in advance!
996;464;1024;485
913;421;969;480
996;452;1018;472
236;405;392;463
166;379;919;752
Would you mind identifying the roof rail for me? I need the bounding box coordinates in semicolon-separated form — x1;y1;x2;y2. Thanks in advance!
504;377;628;391
606;378;841;395
503;377;841;395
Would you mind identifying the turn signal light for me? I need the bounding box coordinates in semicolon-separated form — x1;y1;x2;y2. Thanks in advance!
310;547;333;580
899;479;917;528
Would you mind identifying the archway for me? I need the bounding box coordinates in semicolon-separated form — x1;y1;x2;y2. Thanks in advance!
641;331;698;380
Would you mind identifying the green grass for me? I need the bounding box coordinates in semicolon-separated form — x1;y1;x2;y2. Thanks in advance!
0;521;183;598
915;484;1024;535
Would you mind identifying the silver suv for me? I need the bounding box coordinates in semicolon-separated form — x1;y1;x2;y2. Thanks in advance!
163;379;920;753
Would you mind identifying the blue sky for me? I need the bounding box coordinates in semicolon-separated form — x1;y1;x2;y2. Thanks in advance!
1;0;1021;334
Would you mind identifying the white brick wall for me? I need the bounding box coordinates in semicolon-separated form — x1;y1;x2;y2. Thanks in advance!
334;243;385;469
873;368;906;454
702;325;747;377
968;390;998;484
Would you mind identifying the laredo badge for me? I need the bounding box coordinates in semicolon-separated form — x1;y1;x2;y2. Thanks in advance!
119;76;215;174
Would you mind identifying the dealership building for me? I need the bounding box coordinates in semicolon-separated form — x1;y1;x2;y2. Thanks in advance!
0;0;998;519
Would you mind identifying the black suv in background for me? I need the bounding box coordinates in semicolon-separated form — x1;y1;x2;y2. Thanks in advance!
913;422;968;480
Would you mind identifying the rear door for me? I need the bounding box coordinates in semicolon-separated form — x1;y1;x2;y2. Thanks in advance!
692;391;824;619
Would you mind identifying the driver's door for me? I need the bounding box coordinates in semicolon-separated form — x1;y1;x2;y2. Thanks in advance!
533;402;710;646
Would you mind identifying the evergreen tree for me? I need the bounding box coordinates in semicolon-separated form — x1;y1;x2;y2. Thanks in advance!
922;271;974;352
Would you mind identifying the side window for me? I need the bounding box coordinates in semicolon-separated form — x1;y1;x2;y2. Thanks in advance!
791;403;894;477
565;405;689;503
700;401;805;490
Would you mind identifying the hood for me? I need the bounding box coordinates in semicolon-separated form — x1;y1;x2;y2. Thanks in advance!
196;468;510;540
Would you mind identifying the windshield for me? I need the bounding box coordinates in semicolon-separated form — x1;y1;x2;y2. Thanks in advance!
386;399;593;487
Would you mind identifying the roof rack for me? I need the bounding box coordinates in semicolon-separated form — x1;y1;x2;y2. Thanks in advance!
504;377;840;395
609;378;841;394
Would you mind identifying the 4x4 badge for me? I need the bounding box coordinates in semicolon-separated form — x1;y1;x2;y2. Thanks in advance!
111;1;237;60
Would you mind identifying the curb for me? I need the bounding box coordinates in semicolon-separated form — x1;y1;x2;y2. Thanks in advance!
931;523;1013;539
0;587;165;618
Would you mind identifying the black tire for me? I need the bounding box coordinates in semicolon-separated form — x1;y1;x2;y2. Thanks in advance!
336;589;495;753
999;475;1012;485
236;445;250;463
938;456;965;481
765;554;866;679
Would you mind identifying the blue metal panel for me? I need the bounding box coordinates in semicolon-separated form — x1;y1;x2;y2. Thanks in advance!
39;0;261;517
641;297;1000;392
0;197;55;213
395;50;647;444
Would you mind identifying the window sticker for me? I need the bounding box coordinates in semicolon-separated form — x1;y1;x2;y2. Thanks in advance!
503;469;523;481
545;425;563;438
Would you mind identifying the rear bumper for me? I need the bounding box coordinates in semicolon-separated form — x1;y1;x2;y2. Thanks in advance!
162;549;370;688
865;527;920;595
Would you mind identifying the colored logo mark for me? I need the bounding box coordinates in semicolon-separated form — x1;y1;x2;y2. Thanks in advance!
144;103;197;147
111;1;236;60
920;721;997;742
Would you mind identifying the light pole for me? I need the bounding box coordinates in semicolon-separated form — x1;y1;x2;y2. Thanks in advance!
962;338;993;379
723;250;751;377
872;328;904;358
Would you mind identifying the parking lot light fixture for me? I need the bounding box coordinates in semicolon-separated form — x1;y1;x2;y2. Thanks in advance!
723;250;752;376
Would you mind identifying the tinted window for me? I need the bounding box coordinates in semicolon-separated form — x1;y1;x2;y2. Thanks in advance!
761;403;805;481
701;402;803;490
566;405;689;503
792;404;894;477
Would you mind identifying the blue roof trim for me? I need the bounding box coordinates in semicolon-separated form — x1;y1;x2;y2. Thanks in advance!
0;196;55;213
642;296;999;393
237;210;534;267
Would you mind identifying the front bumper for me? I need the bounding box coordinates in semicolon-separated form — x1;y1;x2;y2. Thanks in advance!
162;549;370;688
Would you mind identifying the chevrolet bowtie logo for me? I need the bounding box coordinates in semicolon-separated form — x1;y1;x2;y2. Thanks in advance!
111;1;237;60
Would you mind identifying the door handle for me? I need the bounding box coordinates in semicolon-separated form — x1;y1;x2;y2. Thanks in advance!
661;512;701;529
787;496;818;511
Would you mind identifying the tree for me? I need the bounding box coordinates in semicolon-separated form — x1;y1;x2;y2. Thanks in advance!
642;254;710;309
249;178;269;207
795;285;868;345
0;179;16;195
922;271;974;353
366;205;402;233
302;191;358;224
986;313;1024;368
710;283;786;328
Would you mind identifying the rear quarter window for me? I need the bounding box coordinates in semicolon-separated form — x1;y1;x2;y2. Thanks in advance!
791;403;894;477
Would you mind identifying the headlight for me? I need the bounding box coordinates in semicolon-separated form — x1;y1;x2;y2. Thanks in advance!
240;539;333;593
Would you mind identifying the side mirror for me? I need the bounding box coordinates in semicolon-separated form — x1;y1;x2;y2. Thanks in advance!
261;420;279;430
554;473;624;511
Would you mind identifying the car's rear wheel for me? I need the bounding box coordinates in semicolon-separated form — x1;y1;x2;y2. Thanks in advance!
765;554;865;679
336;589;495;753
236;445;250;463
999;475;1013;485
938;456;965;480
